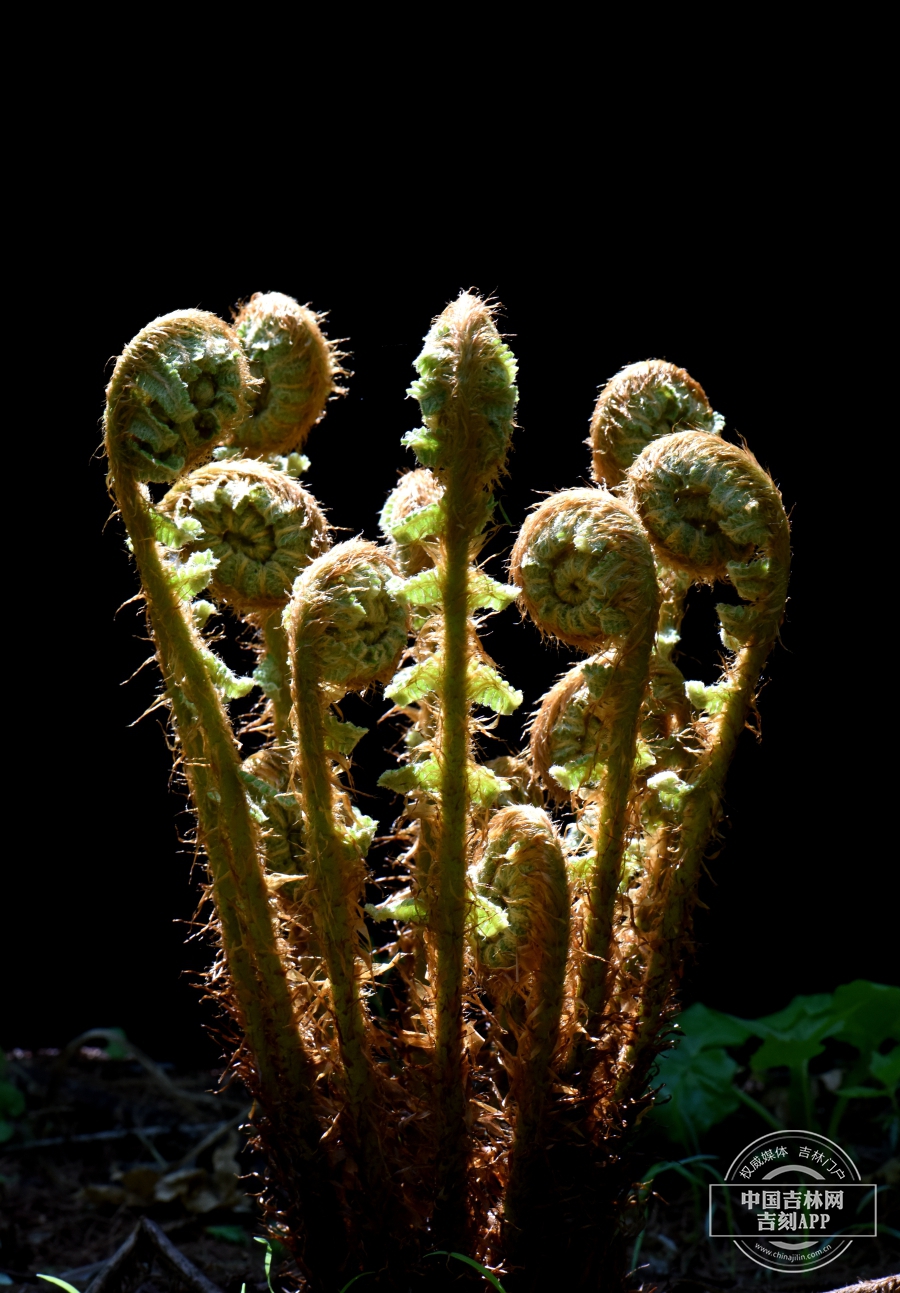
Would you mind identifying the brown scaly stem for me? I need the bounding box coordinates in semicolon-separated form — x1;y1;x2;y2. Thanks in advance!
286;540;408;1226
430;461;474;1235
616;632;775;1101
108;472;345;1282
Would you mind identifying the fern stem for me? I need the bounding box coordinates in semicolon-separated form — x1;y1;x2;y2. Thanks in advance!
291;631;385;1184
432;467;471;1231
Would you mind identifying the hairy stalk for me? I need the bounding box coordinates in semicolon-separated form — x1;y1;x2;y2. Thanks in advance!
260;611;293;743
395;293;519;1239
472;808;569;1237
105;314;346;1282
287;541;408;1191
618;429;790;1099
511;489;659;1066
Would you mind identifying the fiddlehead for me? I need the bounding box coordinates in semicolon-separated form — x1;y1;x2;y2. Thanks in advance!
511;488;659;1059
287;540;409;1184
230;291;345;458
104;310;345;1278
158;459;330;613
389;292;520;1240
472;807;569;1232
105;311;255;482
618;429;790;1096
589;358;722;488
379;467;445;576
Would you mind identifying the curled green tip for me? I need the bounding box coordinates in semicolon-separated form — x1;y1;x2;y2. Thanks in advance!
105;310;255;482
288;539;410;691
404;293;518;508
590;358;721;487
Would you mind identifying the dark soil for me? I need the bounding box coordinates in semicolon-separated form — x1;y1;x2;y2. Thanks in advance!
1;1047;897;1292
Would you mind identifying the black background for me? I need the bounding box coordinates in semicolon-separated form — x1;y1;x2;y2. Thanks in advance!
3;201;889;1068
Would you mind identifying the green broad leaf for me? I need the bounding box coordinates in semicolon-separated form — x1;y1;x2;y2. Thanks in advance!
469;573;518;612
755;992;835;1034
150;508;203;548
389;568;442;608
0;1079;25;1120
467;662;522;715
633;739;656;772
870;1045;900;1095
323;713;368;756
165;548;219;600
834;1085;891;1099
365;894;428;924
200;646;255;700
650;1045;742;1145
830;981;900;1060
676;1002;755;1052
750;1012;839;1072
385;657;442;705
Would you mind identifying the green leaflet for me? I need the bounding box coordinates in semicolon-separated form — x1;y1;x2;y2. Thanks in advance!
366;892;428;924
685;678;736;715
379;758;511;807
401;427;443;469
388;569;518;614
387;497;445;544
164;549;219;601
388;568;442;608
470;573;519;612
199;646;255;700
646;770;691;812
252;653;283;699
323;712;368;756
150;507;204;548
470;893;509;941
385;657;443;705
345;807;377;855
468;662;522;715
868;1046;900;1097
191;599;217;629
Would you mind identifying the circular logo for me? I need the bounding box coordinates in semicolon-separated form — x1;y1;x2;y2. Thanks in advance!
714;1129;867;1273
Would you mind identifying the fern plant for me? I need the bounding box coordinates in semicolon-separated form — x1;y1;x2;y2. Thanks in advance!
102;291;790;1291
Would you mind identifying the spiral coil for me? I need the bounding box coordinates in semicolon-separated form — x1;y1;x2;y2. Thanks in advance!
473;806;569;974
627;430;790;646
510;489;659;652
590;359;721;487
231;292;342;457
159;460;330;613
288;540;409;692
105;311;254;482
379;468;445;574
